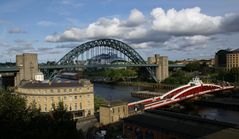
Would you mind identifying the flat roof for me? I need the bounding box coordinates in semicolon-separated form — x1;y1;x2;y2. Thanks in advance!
124;110;239;138
19;80;91;89
101;100;127;107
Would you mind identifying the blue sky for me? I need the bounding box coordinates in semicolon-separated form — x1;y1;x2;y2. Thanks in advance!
1;0;239;62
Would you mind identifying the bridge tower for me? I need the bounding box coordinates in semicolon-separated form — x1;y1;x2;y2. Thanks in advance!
15;53;39;86
148;54;168;82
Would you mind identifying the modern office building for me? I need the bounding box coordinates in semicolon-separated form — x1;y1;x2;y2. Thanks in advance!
16;79;94;118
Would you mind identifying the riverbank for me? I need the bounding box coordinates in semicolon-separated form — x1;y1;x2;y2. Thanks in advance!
92;80;177;91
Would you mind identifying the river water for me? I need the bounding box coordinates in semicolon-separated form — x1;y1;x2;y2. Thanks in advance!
94;83;239;125
94;83;140;102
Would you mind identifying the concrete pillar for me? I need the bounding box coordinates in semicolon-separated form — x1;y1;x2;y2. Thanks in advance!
15;53;38;86
148;57;156;64
148;54;169;82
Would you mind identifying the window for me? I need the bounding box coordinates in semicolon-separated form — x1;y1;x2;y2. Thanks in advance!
51;97;54;103
80;102;82;109
69;105;72;111
57;89;60;93
75;103;77;110
69;89;72;92
44;104;47;112
64;96;67;100
64;89;66;92
58;97;61;101
74;96;77;99
50;89;53;93
69;96;72;101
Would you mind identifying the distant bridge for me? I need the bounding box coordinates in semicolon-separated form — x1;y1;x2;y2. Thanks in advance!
0;39;185;82
128;77;234;110
0;64;184;72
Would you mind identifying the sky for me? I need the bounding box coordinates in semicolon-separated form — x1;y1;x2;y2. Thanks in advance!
1;0;239;62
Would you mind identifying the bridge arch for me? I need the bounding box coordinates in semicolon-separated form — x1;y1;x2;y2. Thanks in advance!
57;39;157;82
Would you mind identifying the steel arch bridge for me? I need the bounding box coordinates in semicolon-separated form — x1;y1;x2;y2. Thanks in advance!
57;39;157;82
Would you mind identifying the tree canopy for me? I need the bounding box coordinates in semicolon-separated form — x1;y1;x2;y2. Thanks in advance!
0;90;82;139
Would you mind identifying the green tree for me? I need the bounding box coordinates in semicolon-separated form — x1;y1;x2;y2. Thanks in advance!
0;91;81;139
162;70;191;85
184;62;201;72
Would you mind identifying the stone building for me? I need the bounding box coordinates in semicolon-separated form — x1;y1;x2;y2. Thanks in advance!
16;79;94;118
215;49;239;70
15;53;38;86
148;54;169;82
100;101;128;125
226;49;239;70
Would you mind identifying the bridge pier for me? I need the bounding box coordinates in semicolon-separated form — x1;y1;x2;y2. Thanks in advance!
15;53;39;86
148;54;169;82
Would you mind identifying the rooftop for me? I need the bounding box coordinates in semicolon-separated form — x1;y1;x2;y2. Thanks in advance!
101;100;128;108
230;48;239;53
124;110;239;138
19;79;91;89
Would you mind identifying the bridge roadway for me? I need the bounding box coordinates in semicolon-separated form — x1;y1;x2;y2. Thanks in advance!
0;64;185;73
128;78;235;110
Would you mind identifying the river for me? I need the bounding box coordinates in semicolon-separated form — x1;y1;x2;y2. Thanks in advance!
94;83;141;102
94;83;239;125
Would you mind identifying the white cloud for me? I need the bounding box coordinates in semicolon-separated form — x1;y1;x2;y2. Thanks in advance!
131;42;152;49
151;7;222;35
0;39;36;56
45;7;239;52
125;9;146;27
163;35;210;51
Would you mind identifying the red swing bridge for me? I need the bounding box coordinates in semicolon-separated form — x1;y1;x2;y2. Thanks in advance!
128;77;234;110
